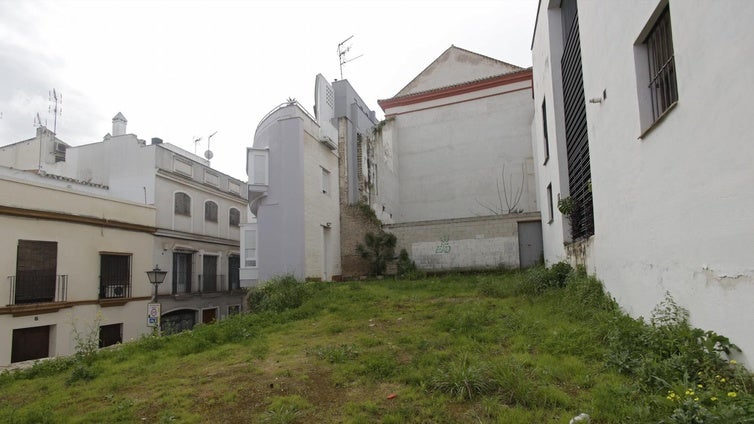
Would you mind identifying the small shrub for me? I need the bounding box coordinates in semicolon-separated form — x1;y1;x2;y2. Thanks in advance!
396;249;417;276
516;261;573;295
66;364;97;385
248;275;309;313
356;231;397;276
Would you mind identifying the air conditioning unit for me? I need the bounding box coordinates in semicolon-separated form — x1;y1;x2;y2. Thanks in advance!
105;285;126;298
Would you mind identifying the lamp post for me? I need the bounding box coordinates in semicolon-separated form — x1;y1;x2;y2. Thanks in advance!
146;266;168;334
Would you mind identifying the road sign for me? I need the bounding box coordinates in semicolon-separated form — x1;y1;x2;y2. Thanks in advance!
147;303;161;327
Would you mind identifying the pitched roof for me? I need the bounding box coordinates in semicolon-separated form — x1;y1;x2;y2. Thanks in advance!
392;45;523;98
112;112;127;122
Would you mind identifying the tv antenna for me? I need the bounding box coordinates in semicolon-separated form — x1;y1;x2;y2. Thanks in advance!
338;35;363;79
48;89;62;135
33;112;46;128
193;136;202;155
205;131;217;161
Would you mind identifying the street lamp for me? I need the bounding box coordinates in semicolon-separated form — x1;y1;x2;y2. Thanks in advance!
146;265;168;302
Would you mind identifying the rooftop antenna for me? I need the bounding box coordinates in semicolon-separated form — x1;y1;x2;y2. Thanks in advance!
193;136;203;155
33;112;46;128
205;131;217;162
338;35;363;80
48;89;62;135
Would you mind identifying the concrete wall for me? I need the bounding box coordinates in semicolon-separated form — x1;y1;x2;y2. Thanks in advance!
386;213;540;271
0;173;155;367
386;82;536;223
532;0;754;364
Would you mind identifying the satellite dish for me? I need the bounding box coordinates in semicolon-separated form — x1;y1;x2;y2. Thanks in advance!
204;150;214;160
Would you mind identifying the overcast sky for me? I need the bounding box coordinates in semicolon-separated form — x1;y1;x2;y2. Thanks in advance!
0;0;537;180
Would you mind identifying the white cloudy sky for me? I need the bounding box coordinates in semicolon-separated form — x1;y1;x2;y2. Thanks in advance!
0;0;537;180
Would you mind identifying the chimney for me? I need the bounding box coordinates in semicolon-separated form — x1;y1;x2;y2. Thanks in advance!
112;112;127;136
151;137;163;145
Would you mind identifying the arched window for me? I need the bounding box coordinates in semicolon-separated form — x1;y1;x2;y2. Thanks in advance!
229;208;240;227
205;201;218;222
174;192;191;216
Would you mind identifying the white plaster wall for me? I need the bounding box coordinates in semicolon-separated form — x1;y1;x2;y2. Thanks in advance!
389;86;535;222
253;106;307;281
534;0;754;364
531;1;572;265
0;177;155;367
370;121;400;224
303;129;341;280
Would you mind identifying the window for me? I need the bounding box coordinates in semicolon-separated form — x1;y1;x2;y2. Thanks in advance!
99;323;123;348
645;6;677;123
542;99;550;164
205;201;218;222
228;305;241;316
228;255;240;290
546;184;554;224
174;192;191;216
244;229;257;267
14;240;58;304
202;255;218;292
321;167;330;194
248;149;268;185
229;208;240;227
100;254;131;299
12;326;50;363
173;252;192;294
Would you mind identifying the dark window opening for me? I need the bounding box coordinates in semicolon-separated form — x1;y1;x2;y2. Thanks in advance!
12;326;50;363
229;208;240;227
205;201;218;222
174;192;191;216
173;252;192;294
100;254;131;299
646;6;678;122
99;323;123;348
14;240;57;304
542;99;550;164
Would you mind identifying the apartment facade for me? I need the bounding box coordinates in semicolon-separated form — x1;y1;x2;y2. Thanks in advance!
0;115;248;334
531;0;754;363
0;167;155;368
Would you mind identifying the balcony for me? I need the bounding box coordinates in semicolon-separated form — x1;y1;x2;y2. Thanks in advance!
99;281;132;299
8;274;68;305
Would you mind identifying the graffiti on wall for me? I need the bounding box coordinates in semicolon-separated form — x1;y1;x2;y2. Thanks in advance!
435;236;451;254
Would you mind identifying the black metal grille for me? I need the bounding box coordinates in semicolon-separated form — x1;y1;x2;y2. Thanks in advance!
646;6;677;122
100;254;131;299
560;3;594;240
10;274;67;305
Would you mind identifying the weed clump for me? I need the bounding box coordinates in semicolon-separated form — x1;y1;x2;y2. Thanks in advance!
247;275;310;313
429;354;497;400
516;261;573;295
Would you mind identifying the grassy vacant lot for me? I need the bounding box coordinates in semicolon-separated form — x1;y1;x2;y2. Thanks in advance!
2;267;753;423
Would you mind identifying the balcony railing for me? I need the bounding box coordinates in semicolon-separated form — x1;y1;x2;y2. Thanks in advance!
99;280;132;299
8;274;68;305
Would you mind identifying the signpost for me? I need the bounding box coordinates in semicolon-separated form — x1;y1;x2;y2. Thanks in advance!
147;303;161;327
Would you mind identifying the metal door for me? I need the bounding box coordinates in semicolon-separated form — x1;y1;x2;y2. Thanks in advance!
518;221;544;268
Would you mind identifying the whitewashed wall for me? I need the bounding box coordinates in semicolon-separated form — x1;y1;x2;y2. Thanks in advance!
532;0;754;365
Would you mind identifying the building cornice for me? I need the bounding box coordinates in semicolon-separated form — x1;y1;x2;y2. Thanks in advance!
0;296;152;316
155;228;240;247
0;205;156;233
378;69;533;111
156;169;247;204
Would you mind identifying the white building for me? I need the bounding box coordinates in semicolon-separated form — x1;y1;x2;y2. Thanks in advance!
378;46;543;270
247;96;341;282
0;166;155;368
531;0;754;363
1;115;249;334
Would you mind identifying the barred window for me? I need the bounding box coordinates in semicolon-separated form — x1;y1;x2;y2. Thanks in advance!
205;201;218;222
229;208;240;227
646;6;677;122
174;192;191;216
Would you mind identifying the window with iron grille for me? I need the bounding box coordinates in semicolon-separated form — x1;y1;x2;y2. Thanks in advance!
205;201;218;222
546;184;554;224
229;208;240;227
645;6;677;122
15;240;57;304
100;254;131;299
174;192;191;216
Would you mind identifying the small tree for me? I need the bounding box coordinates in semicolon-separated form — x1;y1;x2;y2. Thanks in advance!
356;231;397;275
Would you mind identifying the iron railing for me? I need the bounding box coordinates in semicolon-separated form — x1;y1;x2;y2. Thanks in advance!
99;279;132;299
8;274;68;305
